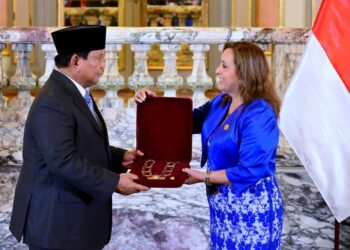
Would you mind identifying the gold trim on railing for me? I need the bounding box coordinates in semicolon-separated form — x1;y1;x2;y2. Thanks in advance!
119;0;125;26
278;0;285;28
57;0;64;26
147;5;202;15
248;0;252;27
29;0;33;26
13;0;17;26
64;7;118;16
231;0;236;27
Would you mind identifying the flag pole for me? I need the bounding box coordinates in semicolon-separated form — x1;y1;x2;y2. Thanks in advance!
334;219;340;250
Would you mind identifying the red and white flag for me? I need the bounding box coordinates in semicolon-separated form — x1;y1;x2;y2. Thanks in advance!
279;0;350;222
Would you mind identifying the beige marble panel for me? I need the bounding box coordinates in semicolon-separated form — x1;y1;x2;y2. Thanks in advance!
235;0;249;27
0;0;10;27
13;0;31;26
285;0;306;28
256;0;279;27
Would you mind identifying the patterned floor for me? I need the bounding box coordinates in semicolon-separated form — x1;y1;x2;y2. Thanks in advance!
0;162;350;249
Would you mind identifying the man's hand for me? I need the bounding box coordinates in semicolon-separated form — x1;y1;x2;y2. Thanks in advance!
115;173;150;195
134;88;157;103
122;149;143;168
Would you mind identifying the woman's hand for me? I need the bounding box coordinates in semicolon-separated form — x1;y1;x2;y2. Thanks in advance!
182;168;205;185
183;169;231;186
134;88;157;103
122;149;144;168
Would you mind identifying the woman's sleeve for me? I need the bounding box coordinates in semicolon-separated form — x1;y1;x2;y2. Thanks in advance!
226;103;279;192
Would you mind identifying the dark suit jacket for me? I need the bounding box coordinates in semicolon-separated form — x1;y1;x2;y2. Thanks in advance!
10;70;127;250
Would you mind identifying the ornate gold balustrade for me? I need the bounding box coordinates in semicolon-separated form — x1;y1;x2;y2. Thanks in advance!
146;5;202;27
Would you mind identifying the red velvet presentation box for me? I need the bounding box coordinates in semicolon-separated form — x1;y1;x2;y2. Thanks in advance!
131;96;193;188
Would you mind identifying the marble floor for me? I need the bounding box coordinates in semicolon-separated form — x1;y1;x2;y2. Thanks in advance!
0;160;350;249
1;92;349;249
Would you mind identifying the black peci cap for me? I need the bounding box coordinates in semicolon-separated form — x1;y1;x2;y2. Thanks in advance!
51;25;106;55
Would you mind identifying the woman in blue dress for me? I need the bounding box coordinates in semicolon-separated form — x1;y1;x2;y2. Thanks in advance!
135;41;284;249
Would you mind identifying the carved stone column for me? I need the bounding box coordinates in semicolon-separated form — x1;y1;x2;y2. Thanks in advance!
273;43;305;154
128;44;154;90
0;44;7;107
98;43;124;107
187;44;212;107
157;44;183;97
10;43;37;109
39;43;57;88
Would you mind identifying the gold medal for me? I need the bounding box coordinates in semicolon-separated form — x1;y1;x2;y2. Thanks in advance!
224;124;230;130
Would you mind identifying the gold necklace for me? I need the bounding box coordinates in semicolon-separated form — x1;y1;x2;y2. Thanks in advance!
141;159;177;180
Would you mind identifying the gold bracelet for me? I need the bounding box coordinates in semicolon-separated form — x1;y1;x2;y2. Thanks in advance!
204;171;212;186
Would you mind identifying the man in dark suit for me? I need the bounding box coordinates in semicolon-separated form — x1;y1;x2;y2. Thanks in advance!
9;25;149;250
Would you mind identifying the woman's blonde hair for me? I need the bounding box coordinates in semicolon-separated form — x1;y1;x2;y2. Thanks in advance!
221;41;280;116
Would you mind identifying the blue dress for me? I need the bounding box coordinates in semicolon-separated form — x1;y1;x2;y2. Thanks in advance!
193;94;284;250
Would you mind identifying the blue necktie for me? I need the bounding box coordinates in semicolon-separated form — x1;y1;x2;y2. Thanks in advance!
84;90;94;113
84;90;102;127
